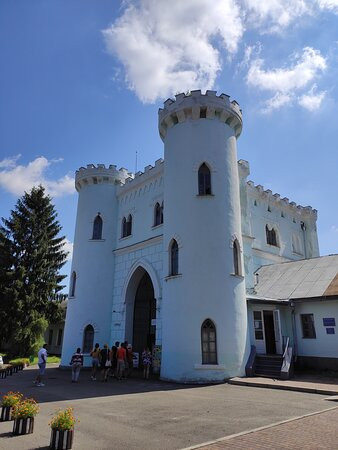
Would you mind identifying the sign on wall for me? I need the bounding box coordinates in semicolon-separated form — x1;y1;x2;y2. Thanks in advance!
323;318;336;327
326;328;335;335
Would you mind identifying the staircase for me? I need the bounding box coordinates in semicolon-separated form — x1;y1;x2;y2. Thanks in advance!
255;355;283;378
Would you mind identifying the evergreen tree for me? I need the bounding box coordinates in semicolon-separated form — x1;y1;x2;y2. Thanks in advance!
0;185;68;356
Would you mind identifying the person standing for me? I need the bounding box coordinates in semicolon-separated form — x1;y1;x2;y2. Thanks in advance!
116;342;126;381
142;347;152;380
90;343;100;381
70;347;83;383
126;344;133;378
34;344;48;386
110;342;119;378
100;344;111;382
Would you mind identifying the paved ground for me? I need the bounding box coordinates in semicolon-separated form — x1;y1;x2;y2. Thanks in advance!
229;375;338;395
193;408;338;449
0;365;335;449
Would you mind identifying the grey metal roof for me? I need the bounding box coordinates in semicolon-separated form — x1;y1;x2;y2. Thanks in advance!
254;254;338;300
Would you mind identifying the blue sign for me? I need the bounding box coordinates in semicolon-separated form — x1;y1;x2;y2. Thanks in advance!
326;328;335;335
323;318;336;327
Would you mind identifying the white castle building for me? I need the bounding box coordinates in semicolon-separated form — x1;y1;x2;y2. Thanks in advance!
61;90;338;382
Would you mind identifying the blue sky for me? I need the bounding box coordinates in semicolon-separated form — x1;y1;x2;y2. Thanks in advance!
0;1;337;289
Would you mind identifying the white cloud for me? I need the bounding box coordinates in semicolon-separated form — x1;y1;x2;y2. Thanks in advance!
331;225;338;233
241;0;310;33
63;238;74;261
262;92;294;113
298;84;326;111
103;0;243;103
246;47;327;111
317;0;338;13
0;155;74;198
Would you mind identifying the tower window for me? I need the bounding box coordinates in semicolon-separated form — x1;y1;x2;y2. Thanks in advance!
198;163;212;195
233;239;242;276
169;239;179;276
154;202;164;226
266;225;278;247
70;271;76;297
92;214;103;240
83;324;94;353
201;319;217;364
122;215;132;237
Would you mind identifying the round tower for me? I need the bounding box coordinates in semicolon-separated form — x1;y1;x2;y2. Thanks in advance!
61;164;131;367
159;90;250;382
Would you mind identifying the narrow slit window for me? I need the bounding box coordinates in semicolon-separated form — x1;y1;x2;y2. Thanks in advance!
70;271;76;297
170;239;179;276
233;239;241;276
154;202;162;226
92;214;103;240
201;319;217;364
198;163;212;195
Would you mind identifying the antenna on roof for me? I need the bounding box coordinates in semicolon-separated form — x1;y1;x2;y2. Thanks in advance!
135;150;138;174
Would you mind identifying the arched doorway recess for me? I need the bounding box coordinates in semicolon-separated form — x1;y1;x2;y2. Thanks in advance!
133;272;156;353
124;264;158;355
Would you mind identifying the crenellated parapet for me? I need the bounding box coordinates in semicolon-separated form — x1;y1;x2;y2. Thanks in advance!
75;164;133;192
246;180;317;220
158;90;243;141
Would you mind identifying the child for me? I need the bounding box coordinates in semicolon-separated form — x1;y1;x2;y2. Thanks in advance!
142;347;152;380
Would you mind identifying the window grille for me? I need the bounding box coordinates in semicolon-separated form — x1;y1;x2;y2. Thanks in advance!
301;314;316;339
201;319;217;364
266;225;278;247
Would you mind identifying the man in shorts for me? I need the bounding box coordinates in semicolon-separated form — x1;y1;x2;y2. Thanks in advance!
116;342;126;381
34;344;47;386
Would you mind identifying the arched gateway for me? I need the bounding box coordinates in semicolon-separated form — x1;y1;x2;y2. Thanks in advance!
124;263;159;356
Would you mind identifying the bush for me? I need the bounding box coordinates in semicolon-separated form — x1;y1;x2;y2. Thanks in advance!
12;398;39;419
49;408;77;430
1;391;23;407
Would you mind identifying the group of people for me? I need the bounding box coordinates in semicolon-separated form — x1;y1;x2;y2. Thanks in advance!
70;342;152;383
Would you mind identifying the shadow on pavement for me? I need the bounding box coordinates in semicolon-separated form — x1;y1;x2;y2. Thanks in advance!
1;364;205;405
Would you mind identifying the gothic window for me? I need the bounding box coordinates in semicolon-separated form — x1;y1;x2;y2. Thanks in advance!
201;319;217;364
70;271;76;297
122;215;132;237
154;202;163;226
198;163;212;195
83;324;94;353
92;214;103;240
266;225;278;247
161;201;164;224
169;239;179;276
233;239;241;276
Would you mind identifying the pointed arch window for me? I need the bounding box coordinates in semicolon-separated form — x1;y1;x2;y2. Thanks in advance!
154;202;163;226
122;215;132;238
70;271;76;297
83;324;94;353
169;239;179;276
201;319;217;364
233;239;242;276
92;214;103;240
198;163;212;195
266;225;278;247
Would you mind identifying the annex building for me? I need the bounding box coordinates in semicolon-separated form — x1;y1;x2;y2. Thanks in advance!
61;90;338;382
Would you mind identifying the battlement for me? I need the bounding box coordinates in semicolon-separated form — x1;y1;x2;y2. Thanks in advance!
117;158;164;195
246;180;317;219
75;164;133;192
158;90;243;141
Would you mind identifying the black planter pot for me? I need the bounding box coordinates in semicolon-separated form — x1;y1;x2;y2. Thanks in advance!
50;428;74;449
12;417;34;435
0;406;13;421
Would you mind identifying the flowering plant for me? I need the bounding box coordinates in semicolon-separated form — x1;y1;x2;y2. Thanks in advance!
1;391;23;408
12;398;39;418
49;408;77;430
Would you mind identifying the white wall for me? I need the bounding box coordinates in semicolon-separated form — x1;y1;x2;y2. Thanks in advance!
295;301;338;358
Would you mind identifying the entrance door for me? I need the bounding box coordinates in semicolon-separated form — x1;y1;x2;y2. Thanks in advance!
133;272;156;354
263;311;276;354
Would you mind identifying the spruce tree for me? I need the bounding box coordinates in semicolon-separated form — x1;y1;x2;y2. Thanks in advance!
0;185;68;356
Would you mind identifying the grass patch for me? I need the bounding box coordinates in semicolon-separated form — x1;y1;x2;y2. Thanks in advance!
1;353;60;365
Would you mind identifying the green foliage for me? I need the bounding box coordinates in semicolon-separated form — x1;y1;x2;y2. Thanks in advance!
1;391;23;407
0;185;68;356
49;407;77;430
12;398;39;418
